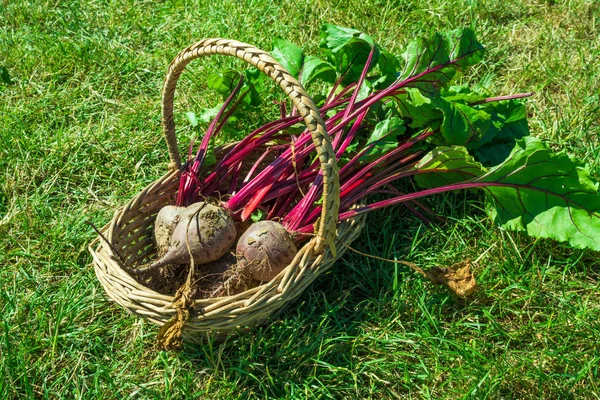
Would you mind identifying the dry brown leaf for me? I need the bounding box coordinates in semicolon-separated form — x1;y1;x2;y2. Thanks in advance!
423;260;477;298
339;242;477;298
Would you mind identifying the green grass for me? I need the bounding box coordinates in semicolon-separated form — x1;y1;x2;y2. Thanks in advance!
1;0;599;398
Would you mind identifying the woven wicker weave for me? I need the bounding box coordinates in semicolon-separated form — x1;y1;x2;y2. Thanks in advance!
89;39;367;341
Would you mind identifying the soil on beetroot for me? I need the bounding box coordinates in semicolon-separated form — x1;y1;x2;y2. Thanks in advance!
135;250;261;299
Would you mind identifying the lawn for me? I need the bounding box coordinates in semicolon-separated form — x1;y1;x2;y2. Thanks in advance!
1;0;600;398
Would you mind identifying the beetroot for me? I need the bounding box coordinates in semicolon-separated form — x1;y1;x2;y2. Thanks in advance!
236;220;297;281
154;205;183;257
141;202;237;272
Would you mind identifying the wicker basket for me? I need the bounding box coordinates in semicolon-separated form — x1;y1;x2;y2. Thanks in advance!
89;39;367;344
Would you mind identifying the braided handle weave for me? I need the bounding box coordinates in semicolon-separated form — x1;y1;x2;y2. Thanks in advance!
161;39;340;253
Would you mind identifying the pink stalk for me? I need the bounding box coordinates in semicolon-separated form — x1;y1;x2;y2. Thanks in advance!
282;175;323;230
298;150;430;230
295;180;503;234
279;101;287;119
331;47;375;151
267;190;298;220
224;54;451;218
402;201;432;225
282;108;371;229
261;171;318;202
242;147;275;184
230;83;412;210
340;167;417;211
470;92;535;105
192;47;485;221
331;82;358;104
224;136;315;211
335;109;369;158
325;74;347;105
338;129;435;195
177;75;245;206
194;75;245;169
344;47;375;121
228;162;243;196
213;94;354;197
314;49;484;146
241;183;277;220
200;123;296;195
212;115;300;172
384;184;445;222
337;182;499;220
212;88;253;138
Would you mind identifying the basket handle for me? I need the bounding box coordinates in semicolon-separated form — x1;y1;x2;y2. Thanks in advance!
161;38;340;254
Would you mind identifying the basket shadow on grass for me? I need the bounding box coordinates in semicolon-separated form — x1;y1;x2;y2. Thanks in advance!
171;192;507;391
121;187;600;397
145;184;600;398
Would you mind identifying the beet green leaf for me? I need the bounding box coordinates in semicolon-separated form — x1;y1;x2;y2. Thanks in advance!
300;56;337;87
415;146;485;188
207;68;262;107
470;100;530;166
319;24;378;84
360;117;407;162
416;138;600;250
480;137;600;250
271;37;304;79
399;28;484;95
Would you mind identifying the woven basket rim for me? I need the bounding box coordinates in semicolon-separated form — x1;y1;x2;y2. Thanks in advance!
89;167;367;332
89;39;367;339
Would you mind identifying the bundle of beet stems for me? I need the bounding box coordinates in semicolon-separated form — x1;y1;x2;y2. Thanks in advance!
141;25;600;303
